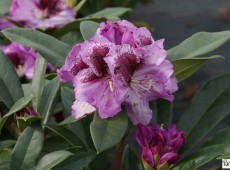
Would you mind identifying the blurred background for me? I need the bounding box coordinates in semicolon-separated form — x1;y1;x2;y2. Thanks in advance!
130;0;230;121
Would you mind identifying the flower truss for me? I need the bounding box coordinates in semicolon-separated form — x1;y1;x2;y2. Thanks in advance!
58;20;178;125
136;124;186;170
7;0;76;29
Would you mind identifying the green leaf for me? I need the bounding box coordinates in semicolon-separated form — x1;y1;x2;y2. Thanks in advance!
172;55;223;82
156;99;173;128
45;124;85;148
31;55;47;112
202;126;230;147
0;148;12;169
36;150;73;170
0;94;33;133
84;7;132;20
0;50;24;108
121;145;143;170
60;86;74;117
90;111;128;153
0;0;12;16
55;151;96;170
22;84;31;97
74;0;87;12
39;78;60;124
60;31;84;46
178;73;230;154
167;31;230;61
52;18;105;38
59;116;77;125
2;28;71;67
0;140;16;152
80;21;99;40
10;122;44;170
174;144;230;169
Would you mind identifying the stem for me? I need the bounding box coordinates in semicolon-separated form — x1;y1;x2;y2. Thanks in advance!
113;137;125;170
113;124;131;170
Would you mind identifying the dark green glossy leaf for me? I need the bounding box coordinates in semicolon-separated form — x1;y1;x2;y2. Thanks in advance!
156;99;173;128
31;55;47;112
0;140;16;152
0;94;33;133
39;78;60;124
60;31;84;46
0;148;12;169
90;111;128;153
45;124;85;148
2;28;71;67
36;150;73;170
80;21;99;40
84;7;132;19
43;136;70;153
60;86;74;117
172;55;223;82
167;31;230;61
174;144;230;170
88;151;109;170
55;151;96;170
59;116;77;125
10;122;44;170
0;50;24;108
52;18;105;38
60;86;89;148
121;145;143;170
202;126;230;147
178;73;230;154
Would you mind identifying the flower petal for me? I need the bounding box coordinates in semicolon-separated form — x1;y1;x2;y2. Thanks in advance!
73;68;126;118
123;89;153;125
158;152;180;165
57;43;88;82
136;124;153;147
141;147;155;168
71;100;96;119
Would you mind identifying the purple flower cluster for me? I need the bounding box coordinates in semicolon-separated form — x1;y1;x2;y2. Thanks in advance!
14;107;37;119
58;20;178;125
0;43;37;79
0;43;54;79
136;124;186;169
0;0;76;30
6;0;76;29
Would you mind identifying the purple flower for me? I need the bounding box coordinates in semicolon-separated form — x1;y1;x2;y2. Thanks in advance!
105;43;177;125
8;0;76;29
0;18;15;30
58;20;178;125
58;35;127;119
136;124;186;169
14;107;37;119
1;43;54;79
1;43;37;79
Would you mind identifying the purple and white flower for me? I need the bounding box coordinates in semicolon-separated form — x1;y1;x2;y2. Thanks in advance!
8;0;76;29
58;20;178;125
1;43;54;79
1;43;37;79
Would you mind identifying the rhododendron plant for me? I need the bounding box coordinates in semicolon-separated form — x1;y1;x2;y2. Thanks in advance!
0;1;229;170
